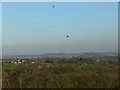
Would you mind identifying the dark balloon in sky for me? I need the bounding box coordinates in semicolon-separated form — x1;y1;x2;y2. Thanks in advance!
53;5;55;8
67;35;69;37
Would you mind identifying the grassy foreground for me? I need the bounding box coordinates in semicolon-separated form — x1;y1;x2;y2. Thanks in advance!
2;58;118;88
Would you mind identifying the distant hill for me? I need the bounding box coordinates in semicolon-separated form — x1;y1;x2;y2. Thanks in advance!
2;52;118;59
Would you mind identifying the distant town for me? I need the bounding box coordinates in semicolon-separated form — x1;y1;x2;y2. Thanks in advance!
2;52;118;64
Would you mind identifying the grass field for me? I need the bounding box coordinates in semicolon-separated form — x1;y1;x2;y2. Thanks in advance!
2;58;118;88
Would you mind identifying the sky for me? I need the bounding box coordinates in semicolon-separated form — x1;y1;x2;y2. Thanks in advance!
2;2;118;56
1;0;119;2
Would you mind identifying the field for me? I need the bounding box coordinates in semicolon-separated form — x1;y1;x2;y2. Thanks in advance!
2;57;118;88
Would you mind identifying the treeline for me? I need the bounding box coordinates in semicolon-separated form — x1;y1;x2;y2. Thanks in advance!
2;57;118;88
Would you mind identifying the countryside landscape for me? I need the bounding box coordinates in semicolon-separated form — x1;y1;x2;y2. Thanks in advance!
2;2;118;88
2;52;118;88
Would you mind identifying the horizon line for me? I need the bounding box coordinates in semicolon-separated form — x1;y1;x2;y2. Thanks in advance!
2;51;118;57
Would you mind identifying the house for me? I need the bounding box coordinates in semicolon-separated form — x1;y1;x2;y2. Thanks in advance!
21;60;26;63
14;61;17;64
18;61;22;64
10;61;14;64
31;61;35;64
17;60;21;62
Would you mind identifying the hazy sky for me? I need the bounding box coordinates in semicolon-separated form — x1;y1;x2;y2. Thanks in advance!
2;2;118;56
1;0;119;2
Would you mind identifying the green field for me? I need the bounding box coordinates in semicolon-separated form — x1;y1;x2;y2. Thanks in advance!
2;58;118;88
